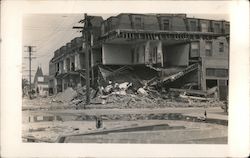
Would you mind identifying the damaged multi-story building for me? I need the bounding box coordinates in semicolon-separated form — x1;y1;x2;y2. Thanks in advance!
49;13;229;100
48;16;103;94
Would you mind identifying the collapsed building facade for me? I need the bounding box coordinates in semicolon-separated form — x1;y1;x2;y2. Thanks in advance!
49;14;229;100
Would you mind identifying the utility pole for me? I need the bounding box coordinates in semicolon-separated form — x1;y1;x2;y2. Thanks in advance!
84;13;91;105
73;13;93;106
24;46;36;97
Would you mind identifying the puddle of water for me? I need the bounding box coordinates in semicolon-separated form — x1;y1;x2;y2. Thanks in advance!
29;115;62;122
28;113;227;126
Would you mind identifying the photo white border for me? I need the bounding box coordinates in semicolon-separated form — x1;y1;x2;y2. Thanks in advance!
1;0;249;157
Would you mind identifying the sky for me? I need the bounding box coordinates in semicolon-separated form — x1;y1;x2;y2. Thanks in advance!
22;13;229;82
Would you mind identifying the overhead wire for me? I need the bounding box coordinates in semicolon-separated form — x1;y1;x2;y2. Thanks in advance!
23;14;79;76
35;16;82;58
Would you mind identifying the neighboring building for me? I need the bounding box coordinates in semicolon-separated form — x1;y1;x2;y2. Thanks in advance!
49;14;229;100
48;16;103;94
34;66;49;96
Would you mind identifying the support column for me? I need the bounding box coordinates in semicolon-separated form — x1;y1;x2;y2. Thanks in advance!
63;59;67;73
197;63;201;90
91;50;95;85
200;58;206;91
144;41;150;64
91;67;95;86
54;78;57;94
75;54;79;70
79;74;82;87
62;78;65;91
69;56;72;71
60;61;63;74
157;41;163;67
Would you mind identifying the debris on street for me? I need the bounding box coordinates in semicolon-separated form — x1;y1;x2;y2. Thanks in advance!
53;87;77;103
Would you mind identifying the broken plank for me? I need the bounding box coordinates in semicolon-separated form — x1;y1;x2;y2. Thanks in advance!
169;88;207;96
179;94;212;101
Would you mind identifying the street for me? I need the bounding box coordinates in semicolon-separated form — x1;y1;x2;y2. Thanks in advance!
22;97;228;143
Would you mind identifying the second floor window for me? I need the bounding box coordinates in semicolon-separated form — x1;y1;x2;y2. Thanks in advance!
201;23;208;32
224;24;230;34
214;23;220;33
191;42;199;57
57;63;60;72
219;42;224;53
135;17;143;29
190;21;197;31
205;41;212;56
206;68;228;77
163;19;170;30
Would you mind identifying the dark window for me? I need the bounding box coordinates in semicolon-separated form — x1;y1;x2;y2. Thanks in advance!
206;68;228;77
219;42;224;52
150;47;157;63
214;23;220;33
205;41;212;56
190;21;197;31
143;45;146;62
201;22;208;32
206;69;215;76
225;24;230;34
191;42;199;57
163;19;170;30
215;69;228;77
218;80;227;86
71;63;75;71
135;17;143;29
57;63;60;72
206;79;218;89
106;21;110;32
131;48;135;63
149;48;152;63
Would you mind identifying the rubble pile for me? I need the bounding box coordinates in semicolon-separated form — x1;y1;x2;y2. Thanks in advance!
44;65;225;110
53;87;78;103
68;79;224;109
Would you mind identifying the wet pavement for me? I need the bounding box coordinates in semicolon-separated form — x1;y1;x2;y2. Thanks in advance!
22;97;228;143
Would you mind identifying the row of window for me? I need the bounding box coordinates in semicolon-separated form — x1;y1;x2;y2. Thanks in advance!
206;68;228;77
134;17;229;33
191;41;224;57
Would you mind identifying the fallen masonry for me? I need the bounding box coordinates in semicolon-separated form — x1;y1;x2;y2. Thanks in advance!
38;62;228;111
22;62;228;143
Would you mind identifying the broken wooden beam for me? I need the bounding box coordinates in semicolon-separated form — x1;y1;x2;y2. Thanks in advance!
179;94;212;101
169;88;207;96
